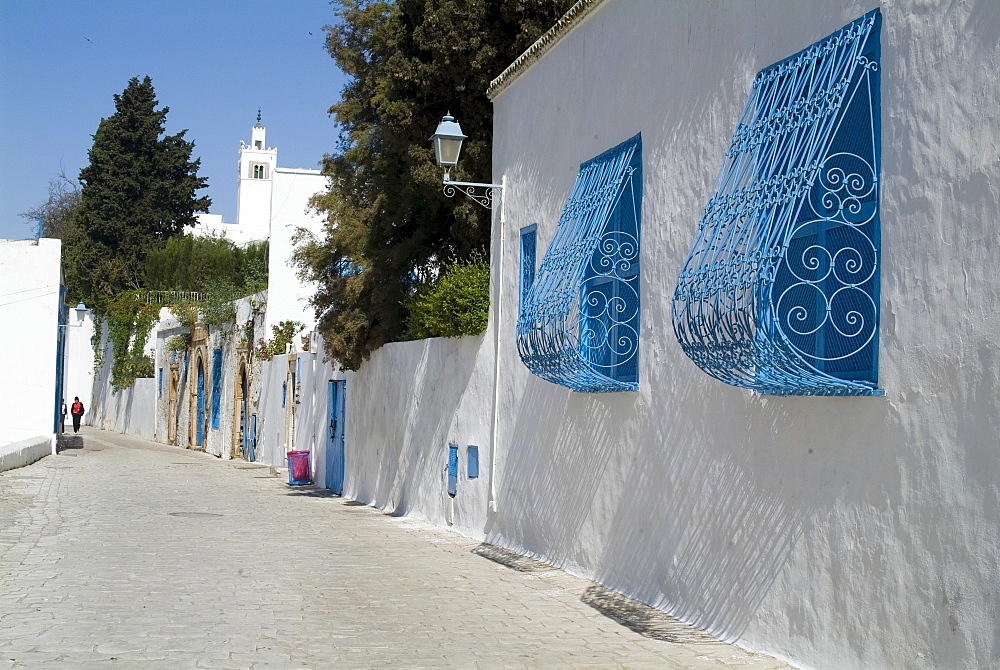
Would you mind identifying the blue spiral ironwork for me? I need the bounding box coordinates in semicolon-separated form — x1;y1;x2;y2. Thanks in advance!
672;10;882;396
517;134;642;393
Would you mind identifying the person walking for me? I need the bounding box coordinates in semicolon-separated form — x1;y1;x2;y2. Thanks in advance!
70;397;85;434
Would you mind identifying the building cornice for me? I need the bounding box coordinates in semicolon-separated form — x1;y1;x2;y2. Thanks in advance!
487;0;610;100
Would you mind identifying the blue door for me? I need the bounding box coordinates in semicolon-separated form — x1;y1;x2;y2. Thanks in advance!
325;380;346;494
240;372;249;459
247;413;257;462
196;359;205;446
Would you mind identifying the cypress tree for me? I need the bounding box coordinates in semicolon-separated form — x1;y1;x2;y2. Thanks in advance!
66;76;210;306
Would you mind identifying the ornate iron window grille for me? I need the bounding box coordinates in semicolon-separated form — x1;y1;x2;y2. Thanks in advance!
673;10;882;396
517;134;642;393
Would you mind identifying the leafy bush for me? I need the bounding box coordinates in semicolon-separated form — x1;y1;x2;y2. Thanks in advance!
256;321;306;361
105;292;160;391
407;254;490;339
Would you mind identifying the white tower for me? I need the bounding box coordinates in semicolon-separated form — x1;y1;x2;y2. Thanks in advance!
236;111;277;242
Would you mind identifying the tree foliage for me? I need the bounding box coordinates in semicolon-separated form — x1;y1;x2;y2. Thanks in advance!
407;253;490;339
144;234;269;296
65;76;210;308
295;0;574;369
19;172;81;240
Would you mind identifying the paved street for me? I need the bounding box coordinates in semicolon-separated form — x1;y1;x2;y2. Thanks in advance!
0;428;793;669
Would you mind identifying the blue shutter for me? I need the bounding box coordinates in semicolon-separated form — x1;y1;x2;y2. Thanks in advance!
519;225;537;311
673;10;882;396
447;445;458;497
211;349;222;430
467;445;479;479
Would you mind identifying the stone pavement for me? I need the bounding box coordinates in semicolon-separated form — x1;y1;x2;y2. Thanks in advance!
0;428;795;670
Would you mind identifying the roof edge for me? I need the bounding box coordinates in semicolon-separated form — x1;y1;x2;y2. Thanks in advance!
487;0;609;100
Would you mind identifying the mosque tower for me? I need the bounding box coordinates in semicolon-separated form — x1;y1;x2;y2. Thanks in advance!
236;110;277;242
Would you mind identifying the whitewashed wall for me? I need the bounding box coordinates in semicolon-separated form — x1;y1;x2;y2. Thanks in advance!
62;313;95;428
0;239;62;445
265;168;327;333
88;320;157;441
343;336;493;535
484;1;1000;669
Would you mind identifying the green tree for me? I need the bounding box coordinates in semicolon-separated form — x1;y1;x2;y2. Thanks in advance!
295;0;574;370
65;76;210;307
407;253;490;339
144;234;268;296
19;171;81;240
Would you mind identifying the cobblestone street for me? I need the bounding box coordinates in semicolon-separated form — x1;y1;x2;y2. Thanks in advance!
0;428;793;669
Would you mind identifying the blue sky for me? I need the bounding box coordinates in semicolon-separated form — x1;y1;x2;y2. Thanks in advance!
0;0;348;240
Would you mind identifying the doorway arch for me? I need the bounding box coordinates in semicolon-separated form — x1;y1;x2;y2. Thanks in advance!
232;357;250;459
195;356;206;446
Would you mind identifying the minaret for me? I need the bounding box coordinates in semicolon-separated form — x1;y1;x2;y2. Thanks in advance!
236;109;277;241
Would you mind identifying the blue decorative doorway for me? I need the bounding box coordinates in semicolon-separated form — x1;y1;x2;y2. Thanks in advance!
325;380;346;494
196;358;206;446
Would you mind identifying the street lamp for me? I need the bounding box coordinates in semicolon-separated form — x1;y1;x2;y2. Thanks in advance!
431;113;503;209
59;302;89;328
430;113;506;514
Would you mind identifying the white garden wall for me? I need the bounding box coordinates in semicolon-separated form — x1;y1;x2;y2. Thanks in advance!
343;336;493;536
481;1;1000;668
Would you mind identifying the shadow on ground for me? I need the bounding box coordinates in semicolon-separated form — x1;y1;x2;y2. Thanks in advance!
57;434;86;451
283;485;342;499
581;584;719;644
471;542;720;645
473;543;559;573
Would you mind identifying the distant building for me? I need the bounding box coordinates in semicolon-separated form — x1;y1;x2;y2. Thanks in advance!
192;120;328;332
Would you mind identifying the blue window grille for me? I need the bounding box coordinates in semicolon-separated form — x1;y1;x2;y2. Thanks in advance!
211;348;223;429
281;381;287;408
158;368;163;398
447;445;459;497
672;10;882;396
519;225;537;310
467;445;479;479
517;133;642;392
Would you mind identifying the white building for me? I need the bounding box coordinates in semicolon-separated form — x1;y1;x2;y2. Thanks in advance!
193;120;328;332
0;238;63;463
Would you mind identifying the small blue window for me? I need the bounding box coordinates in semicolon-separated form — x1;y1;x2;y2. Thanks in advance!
467;445;479;479
447;445;458;497
211;349;223;430
281;381;287;408
519;225;537;310
158;368;163;398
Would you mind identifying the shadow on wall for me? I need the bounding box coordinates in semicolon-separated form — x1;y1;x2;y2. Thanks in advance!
350;337;483;518
491;363;904;643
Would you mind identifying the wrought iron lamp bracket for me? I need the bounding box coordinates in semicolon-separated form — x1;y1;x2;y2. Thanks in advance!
443;177;503;209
